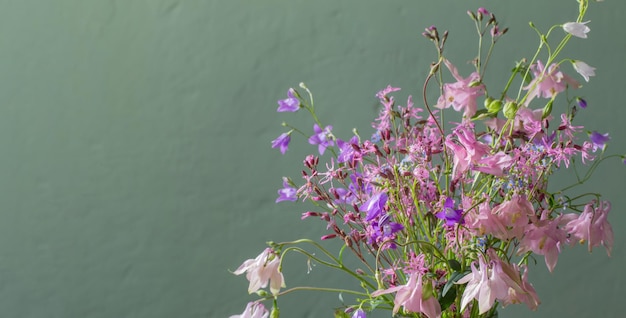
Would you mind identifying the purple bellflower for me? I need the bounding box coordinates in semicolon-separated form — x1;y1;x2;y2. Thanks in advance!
589;131;610;152
308;124;334;155
351;309;367;318
435;198;464;226
277;88;300;112
361;192;388;221
276;177;297;203
271;132;291;154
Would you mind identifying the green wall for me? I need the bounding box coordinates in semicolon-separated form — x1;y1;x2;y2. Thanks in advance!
0;0;622;317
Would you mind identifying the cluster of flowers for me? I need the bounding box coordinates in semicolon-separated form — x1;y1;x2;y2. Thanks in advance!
231;1;616;317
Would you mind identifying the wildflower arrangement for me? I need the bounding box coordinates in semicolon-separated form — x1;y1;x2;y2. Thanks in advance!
231;1;617;317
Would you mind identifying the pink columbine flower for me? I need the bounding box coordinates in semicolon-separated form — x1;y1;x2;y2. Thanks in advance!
518;211;569;272
564;201;614;256
230;302;269;318
458;250;539;314
491;195;535;240
563;21;590;39
572;60;596;82
371;271;441;318
233;248;285;295
523;60;580;105
436;59;485;118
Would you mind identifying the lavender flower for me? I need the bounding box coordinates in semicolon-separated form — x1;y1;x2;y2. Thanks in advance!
271;132;291;154
361;192;388;221
435;198;464;226
276;177;297;202
589;131;610;151
277;88;300;112
308;124;334;155
576;97;587;109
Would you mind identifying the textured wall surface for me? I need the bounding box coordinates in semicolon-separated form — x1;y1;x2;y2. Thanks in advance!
0;1;623;317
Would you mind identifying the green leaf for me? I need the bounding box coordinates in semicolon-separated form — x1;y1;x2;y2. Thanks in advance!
447;259;462;272
438;284;456;310
442;271;468;297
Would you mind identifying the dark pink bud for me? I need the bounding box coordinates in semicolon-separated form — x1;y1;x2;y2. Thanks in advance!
320;234;337;240
301;211;320;220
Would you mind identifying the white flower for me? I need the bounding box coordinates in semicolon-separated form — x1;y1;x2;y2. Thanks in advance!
572;60;596;82
233;248;285;295
563;21;590;38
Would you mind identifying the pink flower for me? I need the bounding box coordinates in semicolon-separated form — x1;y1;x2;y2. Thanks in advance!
517;211;569;272
230;302;269;318
436;59;485;118
233;248;285;295
445;125;489;179
491;195;535;240
464;199;508;238
564;201;614;256
371;272;441;318
474;151;513;177
458;250;540;314
523;60;580;105
457;253;509;314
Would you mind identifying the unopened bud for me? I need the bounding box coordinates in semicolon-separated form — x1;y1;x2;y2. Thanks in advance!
542;100;553;119
270;306;280;318
503;101;519;119
486;99;503;113
467;10;477;21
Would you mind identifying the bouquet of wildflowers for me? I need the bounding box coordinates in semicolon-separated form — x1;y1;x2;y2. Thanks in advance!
230;1;617;317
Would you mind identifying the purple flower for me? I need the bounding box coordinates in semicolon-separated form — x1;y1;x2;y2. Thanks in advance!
360;192;388;221
435;198;464;226
367;213;404;249
276;177;297;202
351;309;367;318
308;124;334;155
589;131;610;151
277;88;300;112
271;132;291;154
576;97;587;109
337;136;360;163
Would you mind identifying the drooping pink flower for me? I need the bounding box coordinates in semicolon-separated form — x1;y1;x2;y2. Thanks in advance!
517;211;569;272
491;251;540;310
474;151;513;177
523;60;580;105
371;272;441;318
457;253;509;314
436;59;485;118
230;302;269;318
458;250;540;314
491;195;535;240
233;248;285;295
445;125;489;179
464;199;508;238
564;201;614;256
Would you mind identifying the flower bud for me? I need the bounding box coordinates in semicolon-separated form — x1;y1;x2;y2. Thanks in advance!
486;98;503;114
542;100;553;119
270;306;280;318
503;101;518;119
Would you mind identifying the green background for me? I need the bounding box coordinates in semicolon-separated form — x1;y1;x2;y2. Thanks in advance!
0;0;622;317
